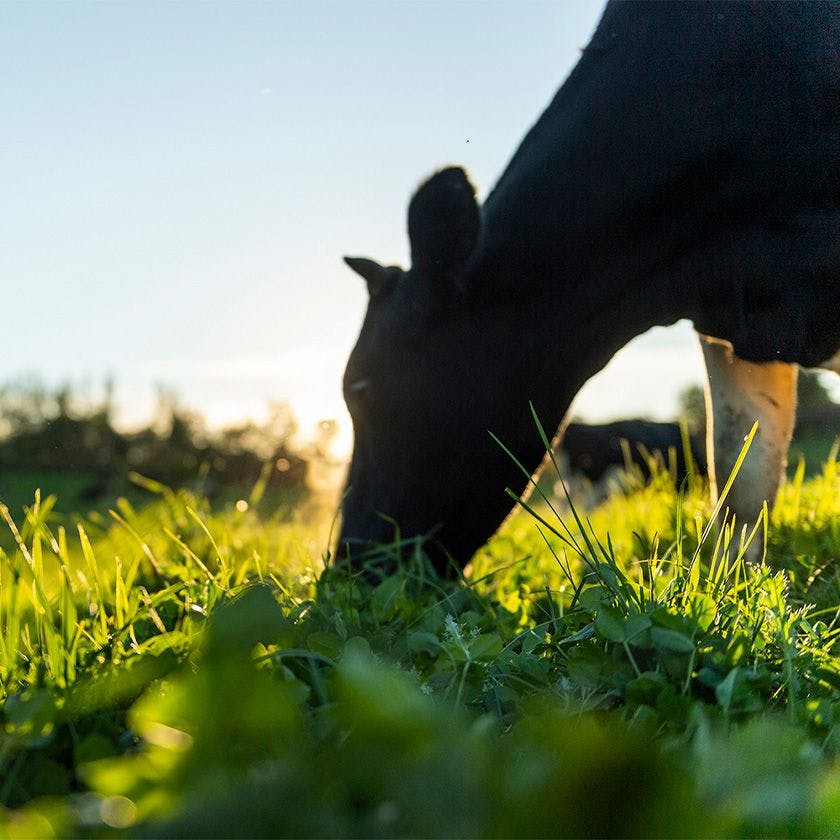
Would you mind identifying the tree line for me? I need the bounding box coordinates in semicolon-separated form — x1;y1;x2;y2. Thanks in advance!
0;381;334;507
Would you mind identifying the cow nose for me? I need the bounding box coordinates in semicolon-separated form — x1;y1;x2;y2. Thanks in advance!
334;536;370;566
333;536;401;584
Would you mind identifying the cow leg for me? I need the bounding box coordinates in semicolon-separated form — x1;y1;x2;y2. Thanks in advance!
699;335;798;558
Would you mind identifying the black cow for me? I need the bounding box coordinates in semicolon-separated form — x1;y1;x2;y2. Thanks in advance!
339;1;839;572
561;420;706;486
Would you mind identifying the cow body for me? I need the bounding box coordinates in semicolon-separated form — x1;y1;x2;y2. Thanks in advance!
340;1;839;573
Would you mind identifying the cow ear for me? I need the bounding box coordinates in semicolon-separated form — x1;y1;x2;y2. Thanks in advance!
344;256;397;299
408;167;480;286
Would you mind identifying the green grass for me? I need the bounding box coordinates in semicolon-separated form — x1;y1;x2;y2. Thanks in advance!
0;467;311;558
0;441;838;837
789;432;840;477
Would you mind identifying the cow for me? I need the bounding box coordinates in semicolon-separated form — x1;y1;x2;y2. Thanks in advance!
338;0;839;574
561;420;706;487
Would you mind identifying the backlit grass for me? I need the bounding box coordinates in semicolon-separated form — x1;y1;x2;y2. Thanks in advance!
0;440;838;837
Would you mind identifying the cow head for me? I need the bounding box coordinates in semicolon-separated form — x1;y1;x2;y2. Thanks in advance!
337;167;535;574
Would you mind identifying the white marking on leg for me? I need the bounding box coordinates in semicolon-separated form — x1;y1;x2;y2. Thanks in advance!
699;335;798;556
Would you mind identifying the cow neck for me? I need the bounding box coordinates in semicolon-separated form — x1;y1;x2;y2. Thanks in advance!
465;234;679;446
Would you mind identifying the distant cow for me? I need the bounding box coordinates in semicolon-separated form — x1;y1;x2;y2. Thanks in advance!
561;420;706;486
339;1;839;572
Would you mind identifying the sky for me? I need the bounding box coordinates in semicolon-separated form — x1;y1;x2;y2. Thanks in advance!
2;0;712;457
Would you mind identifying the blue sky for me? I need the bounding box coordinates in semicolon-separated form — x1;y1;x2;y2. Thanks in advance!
2;0;709;452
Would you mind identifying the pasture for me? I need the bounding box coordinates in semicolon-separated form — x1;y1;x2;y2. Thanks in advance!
4;1;838;834
1;430;839;838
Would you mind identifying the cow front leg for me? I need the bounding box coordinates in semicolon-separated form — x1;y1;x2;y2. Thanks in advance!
699;335;798;558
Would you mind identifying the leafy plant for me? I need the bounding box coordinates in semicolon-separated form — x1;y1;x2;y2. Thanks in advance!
0;430;838;837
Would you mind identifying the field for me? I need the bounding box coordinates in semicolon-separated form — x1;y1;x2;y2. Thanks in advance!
1;433;839;838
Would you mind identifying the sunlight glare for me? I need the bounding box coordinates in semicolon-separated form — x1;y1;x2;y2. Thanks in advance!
292;385;353;460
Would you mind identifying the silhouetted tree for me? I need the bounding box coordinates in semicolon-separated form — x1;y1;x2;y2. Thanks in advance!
0;380;312;505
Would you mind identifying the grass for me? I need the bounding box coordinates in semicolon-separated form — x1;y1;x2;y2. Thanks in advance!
0;435;838;837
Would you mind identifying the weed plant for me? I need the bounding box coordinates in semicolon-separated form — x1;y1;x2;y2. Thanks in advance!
0;432;838;837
